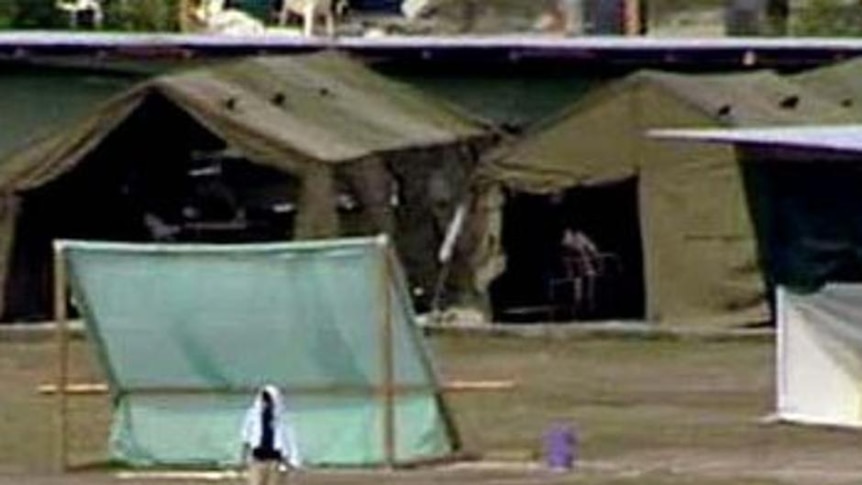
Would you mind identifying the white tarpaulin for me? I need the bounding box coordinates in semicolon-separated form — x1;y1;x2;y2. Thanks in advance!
777;285;862;428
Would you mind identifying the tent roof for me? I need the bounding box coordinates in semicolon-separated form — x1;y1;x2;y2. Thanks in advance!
650;125;862;156
0;52;489;192
156;54;488;161
485;70;854;190
792;58;862;108
643;70;853;126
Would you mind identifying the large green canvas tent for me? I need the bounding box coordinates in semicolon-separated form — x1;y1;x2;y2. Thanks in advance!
0;52;492;322
57;236;458;467
469;70;856;327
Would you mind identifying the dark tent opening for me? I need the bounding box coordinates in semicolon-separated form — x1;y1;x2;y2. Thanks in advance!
490;178;645;322
742;150;862;298
4;92;300;321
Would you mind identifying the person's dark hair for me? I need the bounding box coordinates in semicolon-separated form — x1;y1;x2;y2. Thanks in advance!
261;389;274;408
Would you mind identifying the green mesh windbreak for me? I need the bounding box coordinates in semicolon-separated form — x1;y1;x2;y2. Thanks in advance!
62;237;455;467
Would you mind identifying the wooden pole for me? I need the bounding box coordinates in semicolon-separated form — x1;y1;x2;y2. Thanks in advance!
379;239;396;468
624;0;641;36
53;242;69;473
383;247;464;456
38;380;516;396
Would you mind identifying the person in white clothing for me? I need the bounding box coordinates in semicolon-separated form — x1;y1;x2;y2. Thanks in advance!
241;386;302;485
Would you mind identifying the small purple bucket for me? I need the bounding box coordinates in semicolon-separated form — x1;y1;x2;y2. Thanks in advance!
543;423;577;471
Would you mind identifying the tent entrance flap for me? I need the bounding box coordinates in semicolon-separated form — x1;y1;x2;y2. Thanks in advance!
490;178;645;322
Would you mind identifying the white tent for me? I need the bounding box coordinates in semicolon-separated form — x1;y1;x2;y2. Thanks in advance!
777;285;862;428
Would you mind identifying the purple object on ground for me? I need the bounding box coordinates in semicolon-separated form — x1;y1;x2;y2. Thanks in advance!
543;423;577;471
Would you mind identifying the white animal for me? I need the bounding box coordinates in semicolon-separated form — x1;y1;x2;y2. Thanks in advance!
278;0;344;37
55;0;103;28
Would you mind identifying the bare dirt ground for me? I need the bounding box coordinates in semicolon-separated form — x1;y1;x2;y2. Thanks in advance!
3;330;862;484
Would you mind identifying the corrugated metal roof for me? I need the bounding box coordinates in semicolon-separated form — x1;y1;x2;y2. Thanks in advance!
5;32;862;50
2;32;862;69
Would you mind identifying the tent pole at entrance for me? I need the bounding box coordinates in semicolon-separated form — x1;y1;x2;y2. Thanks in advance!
53;241;69;472
430;203;468;322
378;237;397;468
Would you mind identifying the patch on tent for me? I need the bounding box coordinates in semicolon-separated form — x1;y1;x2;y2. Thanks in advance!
60;237;457;467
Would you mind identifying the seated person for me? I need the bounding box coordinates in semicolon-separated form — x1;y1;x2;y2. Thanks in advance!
561;228;600;277
275;0;344;36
